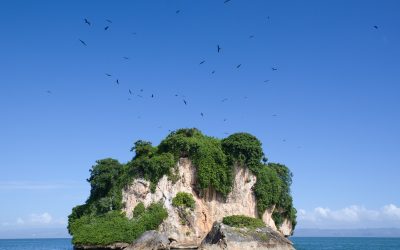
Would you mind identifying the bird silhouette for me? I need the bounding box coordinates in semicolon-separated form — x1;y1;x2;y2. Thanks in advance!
211;70;216;74
264;80;270;83
104;26;109;30
105;73;112;77
223;118;227;122
199;60;205;65
84;18;91;26
236;64;242;68
183;100;187;105
221;98;228;102
176;10;180;14
201;112;204;117
271;67;278;71
116;79;119;85
46;90;52;94
224;0;231;3
106;19;112;23
79;39;87;46
129;89;132;95
123;57;129;60
249;35;254;39
151;94;154;98
217;45;221;53
373;25;378;29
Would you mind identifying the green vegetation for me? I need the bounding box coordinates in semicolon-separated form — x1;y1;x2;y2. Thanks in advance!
69;202;167;246
158;128;232;195
68;128;297;245
223;215;266;229
132;202;145;218
221;133;296;228
172;192;196;209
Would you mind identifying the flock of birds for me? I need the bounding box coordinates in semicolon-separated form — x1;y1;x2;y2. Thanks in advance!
73;11;281;121
45;3;382;141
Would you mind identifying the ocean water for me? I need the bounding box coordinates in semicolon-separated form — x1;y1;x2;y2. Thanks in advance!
1;237;400;249
0;239;72;250
292;237;400;250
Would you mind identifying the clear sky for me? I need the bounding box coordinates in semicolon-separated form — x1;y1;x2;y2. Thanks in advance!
1;0;400;238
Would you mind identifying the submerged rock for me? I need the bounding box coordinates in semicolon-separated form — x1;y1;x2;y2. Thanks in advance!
200;222;294;250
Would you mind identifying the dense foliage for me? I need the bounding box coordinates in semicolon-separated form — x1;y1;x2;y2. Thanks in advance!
172;192;196;209
223;215;266;229
221;133;296;228
158;128;232;195
68;158;127;230
68;128;297;245
69;202;167;246
221;133;264;172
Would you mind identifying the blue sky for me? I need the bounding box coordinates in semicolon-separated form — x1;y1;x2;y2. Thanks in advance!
1;0;400;237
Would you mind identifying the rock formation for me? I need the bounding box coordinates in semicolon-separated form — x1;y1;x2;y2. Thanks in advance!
122;158;294;249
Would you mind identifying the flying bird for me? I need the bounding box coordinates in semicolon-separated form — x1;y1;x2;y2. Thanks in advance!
106;19;112;23
199;60;206;65
224;0;231;3
211;70;215;74
140;89;143;92
151;94;154;98
105;73;112;77
46;90;52;94
264;80;270;83
373;25;378;29
183;100;187;105
221;98;228;102
201;112;204;117
217;45;221;53
236;64;242;68
129;89;132;95
271;67;278;71
116;79;119;85
123;57;129;60
104;26;109;30
223;118;227;122
79;39;87;46
176;10;180;14
249;35;254;39
84;18;91;26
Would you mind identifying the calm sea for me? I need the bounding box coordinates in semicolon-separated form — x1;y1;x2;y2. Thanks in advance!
1;237;400;250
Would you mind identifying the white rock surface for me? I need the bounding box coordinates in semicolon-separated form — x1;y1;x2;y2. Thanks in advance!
122;158;293;248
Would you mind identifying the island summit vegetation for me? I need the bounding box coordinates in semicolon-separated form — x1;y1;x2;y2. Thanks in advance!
68;128;296;245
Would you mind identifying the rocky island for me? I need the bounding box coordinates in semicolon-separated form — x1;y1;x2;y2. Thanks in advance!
68;128;297;249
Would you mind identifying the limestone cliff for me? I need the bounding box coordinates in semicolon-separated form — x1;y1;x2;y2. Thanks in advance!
122;158;294;249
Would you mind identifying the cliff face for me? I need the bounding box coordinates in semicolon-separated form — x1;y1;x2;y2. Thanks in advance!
122;158;293;248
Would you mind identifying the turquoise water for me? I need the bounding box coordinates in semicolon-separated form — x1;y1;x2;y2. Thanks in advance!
1;237;400;249
0;239;72;250
292;237;400;250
